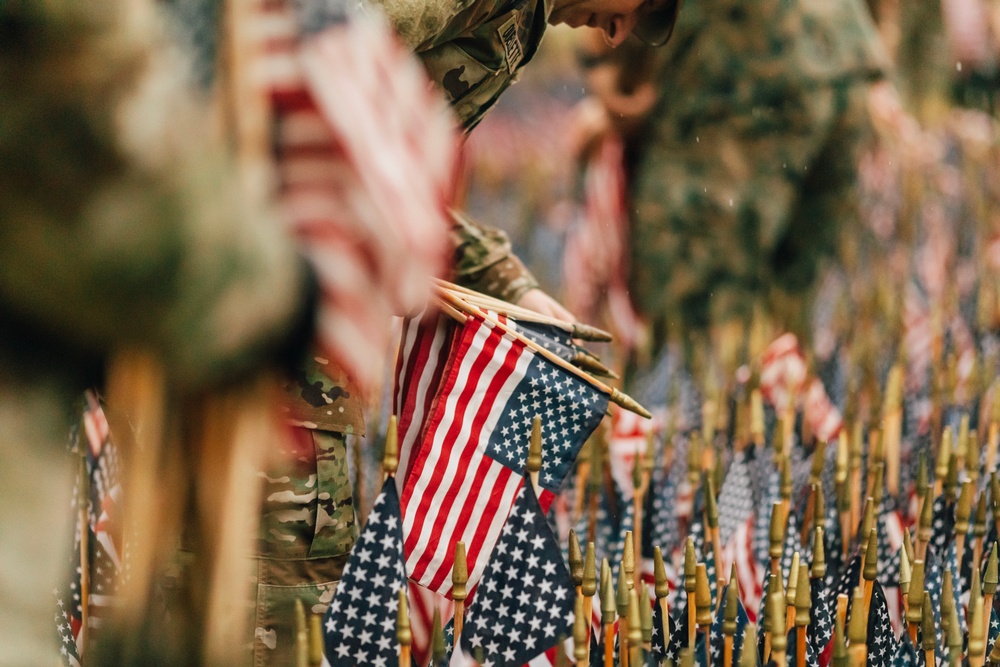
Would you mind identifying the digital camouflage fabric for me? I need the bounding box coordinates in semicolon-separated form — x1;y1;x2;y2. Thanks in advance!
627;0;888;338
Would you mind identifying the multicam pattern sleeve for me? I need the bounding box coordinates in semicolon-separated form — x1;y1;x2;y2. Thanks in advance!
449;209;541;303
0;2;310;388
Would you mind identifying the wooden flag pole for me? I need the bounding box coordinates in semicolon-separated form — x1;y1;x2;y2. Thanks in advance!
582;543;597;665
849;423;863;537
452;542;468;641
882;365;903;495
975;491;989;575
971;566;987;667
906;559;925;645
632;459;644;592
785;552;800;633
986;545;999;641
575;594;589;667
528;416;542;494
654;547;671;657
434;289;651;418
695;564;712;667
947;601;963;667
308;613;324;667
587;425;604;543
616;564;631;667
921;593;936;667
383;415;399;481
847;587;867;667
956;480;975;570
294;599;309;667
769;580;788;667
601;559;616;667
622;534;635;592
768;502;784;577
573;437;593;524
431;609;447;667
569;530;584;596
705;476;723;588
639;584;653;653
723;566;738;667
397;590;412;667
684;538;698;650
628;589;643;667
899;546;911;623
795;567;810;667
432;278;613;342
862;529;877;619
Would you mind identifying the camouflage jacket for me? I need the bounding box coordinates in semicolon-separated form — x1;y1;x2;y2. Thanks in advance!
0;1;312;420
654;0;888;119
372;0;551;130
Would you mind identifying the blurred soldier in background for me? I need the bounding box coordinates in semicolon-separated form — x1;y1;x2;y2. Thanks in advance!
572;0;888;365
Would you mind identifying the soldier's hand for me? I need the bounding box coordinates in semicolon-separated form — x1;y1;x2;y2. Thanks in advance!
516;288;576;323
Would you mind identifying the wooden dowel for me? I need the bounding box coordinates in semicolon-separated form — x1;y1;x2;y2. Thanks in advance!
434;289;650;418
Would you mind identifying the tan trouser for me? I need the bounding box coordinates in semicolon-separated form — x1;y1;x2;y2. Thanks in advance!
0;385;74;666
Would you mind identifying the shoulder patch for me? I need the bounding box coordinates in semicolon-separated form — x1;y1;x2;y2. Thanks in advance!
497;12;524;72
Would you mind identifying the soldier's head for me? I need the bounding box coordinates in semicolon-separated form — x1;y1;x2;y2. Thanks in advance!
548;0;680;47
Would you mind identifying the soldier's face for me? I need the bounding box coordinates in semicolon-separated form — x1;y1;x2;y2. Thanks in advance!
548;0;646;46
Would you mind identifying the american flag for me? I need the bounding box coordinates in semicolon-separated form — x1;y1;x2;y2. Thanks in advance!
720;515;763;623
888;633;918;667
651;596;676;661
393;310;453;486
57;393;124;666
867;581;897;667
809;569;834;666
458;481;576;666
876;506;906;585
707;582;751;666
407;581;453;667
923;550;947;666
322;478;407;667
401;314;608;596
260;0;455;390
786;621;818;666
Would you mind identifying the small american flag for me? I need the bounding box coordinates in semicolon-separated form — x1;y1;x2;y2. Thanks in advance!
57;393;124;666
322;478;407;667
458;481;576;666
401;314;608;596
888;633;918;666
866;581;897;667
809;569;834;666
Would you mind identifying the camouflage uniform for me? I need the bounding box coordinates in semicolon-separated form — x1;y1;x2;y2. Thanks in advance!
249;0;547;660
626;0;888;343
0;2;314;663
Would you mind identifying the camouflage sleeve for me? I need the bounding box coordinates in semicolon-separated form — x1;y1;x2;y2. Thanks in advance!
0;2;310;388
365;0;461;49
449;209;541;303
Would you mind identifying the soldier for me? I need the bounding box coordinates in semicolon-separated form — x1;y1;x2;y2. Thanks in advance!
0;2;324;663
248;0;683;662
612;0;890;352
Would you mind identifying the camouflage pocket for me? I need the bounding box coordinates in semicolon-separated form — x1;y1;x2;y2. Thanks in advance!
251;555;345;667
309;430;358;558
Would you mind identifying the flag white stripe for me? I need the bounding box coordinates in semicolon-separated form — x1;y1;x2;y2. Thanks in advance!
403;322;499;569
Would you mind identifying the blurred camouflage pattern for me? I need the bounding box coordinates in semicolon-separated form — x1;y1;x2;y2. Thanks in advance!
627;0;888;340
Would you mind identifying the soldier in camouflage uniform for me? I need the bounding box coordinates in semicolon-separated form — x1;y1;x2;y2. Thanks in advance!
251;0;681;662
0;2;319;663
622;0;889;348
